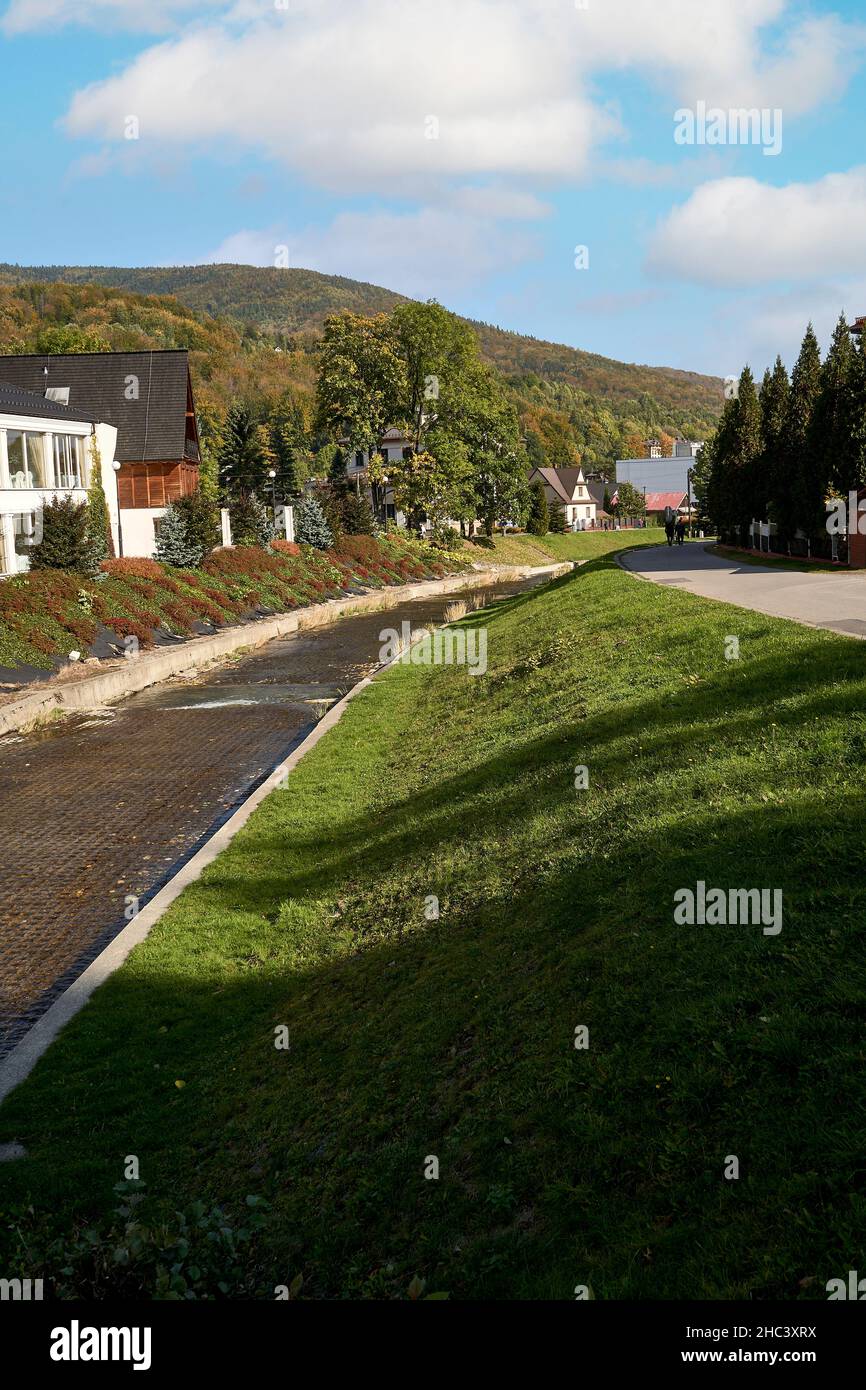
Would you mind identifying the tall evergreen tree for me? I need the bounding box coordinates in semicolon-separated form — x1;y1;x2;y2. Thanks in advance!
527;479;549;535
728;366;762;541
843;332;866;493
269;418;301;498
218;404;272;498
759;357;790;526
777;324;822;541
812;312;854;496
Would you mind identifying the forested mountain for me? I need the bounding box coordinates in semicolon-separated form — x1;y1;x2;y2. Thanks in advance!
0;265;723;474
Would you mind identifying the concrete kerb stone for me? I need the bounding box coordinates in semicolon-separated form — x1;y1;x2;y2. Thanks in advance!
0;562;571;739
0;559;571;1107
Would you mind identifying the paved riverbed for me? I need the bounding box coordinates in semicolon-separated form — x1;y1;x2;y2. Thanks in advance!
0;575;546;1055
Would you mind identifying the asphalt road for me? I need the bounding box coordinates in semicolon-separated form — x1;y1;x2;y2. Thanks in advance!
620;542;866;640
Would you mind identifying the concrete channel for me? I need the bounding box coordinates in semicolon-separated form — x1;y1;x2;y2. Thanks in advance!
0;565;566;1076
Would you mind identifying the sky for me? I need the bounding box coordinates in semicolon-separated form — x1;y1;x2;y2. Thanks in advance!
2;0;866;379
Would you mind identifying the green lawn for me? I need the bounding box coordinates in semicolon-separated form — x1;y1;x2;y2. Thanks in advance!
466;527;666;567
2;552;866;1300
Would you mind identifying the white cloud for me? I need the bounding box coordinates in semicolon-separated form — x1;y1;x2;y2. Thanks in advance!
203;207;541;297
1;0;217;34
60;1;865;191
646;168;866;287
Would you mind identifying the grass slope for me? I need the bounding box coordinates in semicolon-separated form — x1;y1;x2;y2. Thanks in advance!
2;555;865;1300
466;528;666;566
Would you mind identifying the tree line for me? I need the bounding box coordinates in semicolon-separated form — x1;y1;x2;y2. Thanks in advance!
698;315;866;549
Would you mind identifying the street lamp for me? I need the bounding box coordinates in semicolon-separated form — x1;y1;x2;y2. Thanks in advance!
111;459;124;557
687;467;693;539
268;468;277;521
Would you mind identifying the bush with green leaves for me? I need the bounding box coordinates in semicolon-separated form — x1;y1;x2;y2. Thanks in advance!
229;493;273;548
294;496;333;549
28;496;90;571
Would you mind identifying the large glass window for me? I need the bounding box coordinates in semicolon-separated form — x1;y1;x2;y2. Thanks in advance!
7;431;48;488
53;434;84;488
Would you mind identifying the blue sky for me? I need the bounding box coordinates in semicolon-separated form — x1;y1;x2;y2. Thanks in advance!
2;0;866;378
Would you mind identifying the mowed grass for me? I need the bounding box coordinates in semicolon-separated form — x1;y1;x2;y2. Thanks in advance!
466;526;666;566
3;553;866;1300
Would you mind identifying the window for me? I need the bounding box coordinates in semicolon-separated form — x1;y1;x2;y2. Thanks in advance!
11;511;39;571
7;431;48;488
380;448;390;462
53;434;84;489
402;447;413;460
355;451;364;469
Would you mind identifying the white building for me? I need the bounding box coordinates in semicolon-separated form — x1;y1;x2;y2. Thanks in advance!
0;350;202;564
0;380;118;575
528;466;598;530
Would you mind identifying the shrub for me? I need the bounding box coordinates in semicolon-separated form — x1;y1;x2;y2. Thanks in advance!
85;437;114;571
155;502;204;568
271;539;301;556
294;497;333;549
101;557;165;580
230;494;273;548
28;496;90;571
169;489;220;562
334;533;379;562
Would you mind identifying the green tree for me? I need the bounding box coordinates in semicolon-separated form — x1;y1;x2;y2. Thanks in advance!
758;357;790;525
614;481;646;520
315;311;406;455
777;324;823;540
527;479;549;535
229;493;273;547
391;299;475;451
155;503;202;568
548;501;568;534
294;496;333;549
35;324;109;354
813;312;855;495
84;436;114;571
218;404;273;498
727;366;763;541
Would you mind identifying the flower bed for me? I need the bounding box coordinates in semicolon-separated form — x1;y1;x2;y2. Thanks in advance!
0;533;471;673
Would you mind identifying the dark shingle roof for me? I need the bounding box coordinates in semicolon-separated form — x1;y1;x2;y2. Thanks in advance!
0;379;83;423
0;351;195;463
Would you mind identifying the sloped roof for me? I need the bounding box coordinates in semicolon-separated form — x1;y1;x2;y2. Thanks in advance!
530;466;586;504
0;350;195;463
0;379;85;423
645;491;689;511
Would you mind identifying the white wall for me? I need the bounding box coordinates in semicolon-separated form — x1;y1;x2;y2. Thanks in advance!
118;507;165;559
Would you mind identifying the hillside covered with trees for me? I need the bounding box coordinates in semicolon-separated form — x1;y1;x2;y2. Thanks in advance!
0;264;722;476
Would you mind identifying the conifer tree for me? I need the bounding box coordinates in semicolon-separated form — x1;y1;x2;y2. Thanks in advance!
777;324;822;541
759;357;790;526
527;479;549;535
